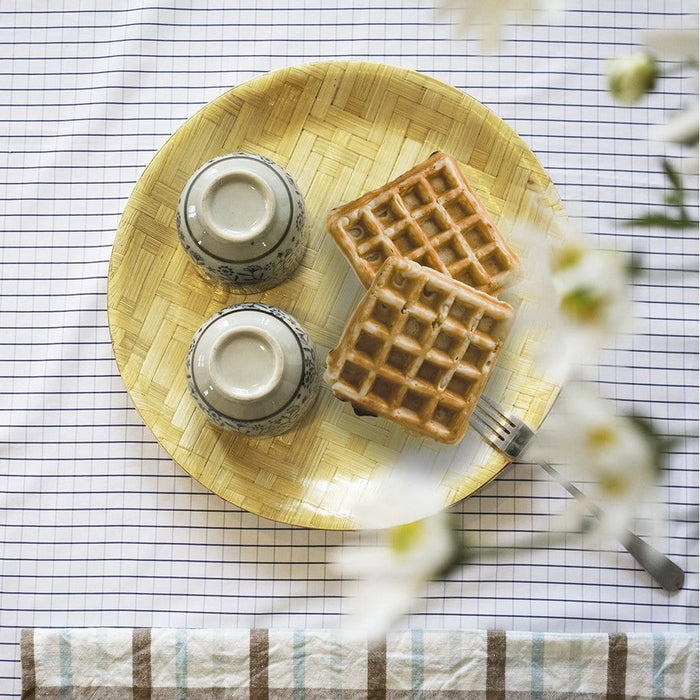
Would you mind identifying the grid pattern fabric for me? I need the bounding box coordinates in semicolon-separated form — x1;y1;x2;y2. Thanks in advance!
0;2;697;698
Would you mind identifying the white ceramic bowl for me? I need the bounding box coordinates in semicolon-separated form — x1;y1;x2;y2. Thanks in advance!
185;303;319;436
177;153;307;292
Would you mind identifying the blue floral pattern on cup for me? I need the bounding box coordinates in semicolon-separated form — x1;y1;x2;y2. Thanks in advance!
185;303;319;437
177;152;307;293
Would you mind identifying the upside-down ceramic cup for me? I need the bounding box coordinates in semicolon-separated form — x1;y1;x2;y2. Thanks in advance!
176;153;307;292
185;303;319;436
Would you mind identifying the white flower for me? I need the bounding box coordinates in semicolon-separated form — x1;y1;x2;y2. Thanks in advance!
338;512;458;640
650;104;699;147
505;216;634;377
335;473;459;640
606;53;659;104
436;0;565;50
645;29;699;171
550;236;633;340
528;384;663;536
644;28;699;61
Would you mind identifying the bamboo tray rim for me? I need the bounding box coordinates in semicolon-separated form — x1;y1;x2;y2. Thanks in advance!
107;60;566;530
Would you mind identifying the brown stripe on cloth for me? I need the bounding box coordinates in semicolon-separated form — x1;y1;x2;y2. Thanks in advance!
20;630;36;700
368;636;387;700
132;628;151;699
607;633;627;700
250;628;269;700
486;630;506;700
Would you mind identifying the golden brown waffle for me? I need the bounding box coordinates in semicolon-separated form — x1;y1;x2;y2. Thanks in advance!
324;257;514;444
327;151;521;295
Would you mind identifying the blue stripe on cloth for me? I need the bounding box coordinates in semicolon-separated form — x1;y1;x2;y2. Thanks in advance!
653;633;665;700
412;628;424;696
58;629;72;699
531;631;544;699
175;628;187;700
293;629;305;700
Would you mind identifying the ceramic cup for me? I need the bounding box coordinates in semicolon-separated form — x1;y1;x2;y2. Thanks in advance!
177;153;307;292
185;303;319;436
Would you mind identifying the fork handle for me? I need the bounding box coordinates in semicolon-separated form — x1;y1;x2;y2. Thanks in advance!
538;461;685;593
616;528;686;593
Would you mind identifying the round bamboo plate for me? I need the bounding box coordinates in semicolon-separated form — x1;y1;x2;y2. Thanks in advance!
107;61;567;530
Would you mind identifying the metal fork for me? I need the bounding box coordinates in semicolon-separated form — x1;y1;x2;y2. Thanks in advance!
471;394;685;593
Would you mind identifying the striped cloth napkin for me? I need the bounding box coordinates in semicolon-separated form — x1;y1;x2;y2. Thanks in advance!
21;628;698;699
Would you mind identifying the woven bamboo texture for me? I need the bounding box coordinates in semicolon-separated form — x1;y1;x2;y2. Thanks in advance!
107;61;567;530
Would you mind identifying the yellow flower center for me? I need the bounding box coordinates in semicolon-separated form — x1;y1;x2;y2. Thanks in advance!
390;520;423;553
551;245;585;272
587;425;617;448
560;287;606;323
598;470;630;497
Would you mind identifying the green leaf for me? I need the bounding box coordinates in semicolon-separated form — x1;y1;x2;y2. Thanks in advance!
625;214;698;229
625;413;675;477
626;158;698;230
662;158;684;193
626;253;646;278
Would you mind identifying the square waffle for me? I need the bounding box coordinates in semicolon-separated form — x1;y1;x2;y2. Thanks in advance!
324;256;514;444
327;151;521;295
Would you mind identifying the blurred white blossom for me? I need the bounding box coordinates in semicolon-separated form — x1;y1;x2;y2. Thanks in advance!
527;384;664;536
644;27;699;65
506;217;634;378
436;0;564;50
335;475;460;640
647;29;699;171
608;28;699;172
550;235;633;339
652;104;700;149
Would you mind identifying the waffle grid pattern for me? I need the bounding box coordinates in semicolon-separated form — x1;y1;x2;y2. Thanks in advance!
325;257;514;444
327;152;521;295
